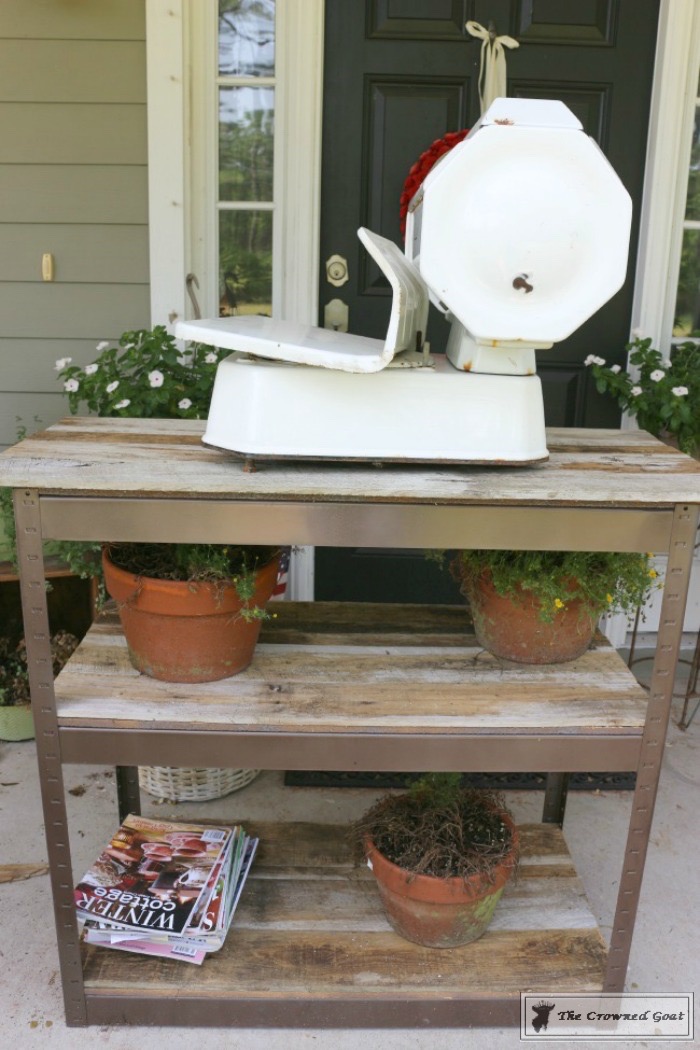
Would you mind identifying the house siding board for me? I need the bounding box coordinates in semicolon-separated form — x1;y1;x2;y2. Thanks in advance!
0;285;151;340
0;41;147;103
0;103;147;165
0;1;149;451
0;0;146;40
0;394;66;447
0;226;150;284
0;166;148;224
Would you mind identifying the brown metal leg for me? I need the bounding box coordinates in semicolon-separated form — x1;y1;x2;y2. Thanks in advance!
116;766;141;822
542;773;570;825
604;502;700;993
14;490;87;1025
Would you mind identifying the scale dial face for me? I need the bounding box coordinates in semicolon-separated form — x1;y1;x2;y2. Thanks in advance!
418;122;632;345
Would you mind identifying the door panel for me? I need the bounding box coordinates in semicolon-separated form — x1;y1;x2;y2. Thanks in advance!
315;0;659;602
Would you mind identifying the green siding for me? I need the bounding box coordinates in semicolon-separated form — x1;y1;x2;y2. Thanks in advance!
0;225;149;284
0;1;149;450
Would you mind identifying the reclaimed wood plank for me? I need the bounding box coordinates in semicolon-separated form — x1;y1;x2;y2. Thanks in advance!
54;605;647;733
1;418;698;506
81;821;606;999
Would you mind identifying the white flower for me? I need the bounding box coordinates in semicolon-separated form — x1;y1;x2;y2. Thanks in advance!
96;341;109;351
662;359;672;369
672;386;689;396
650;369;665;382
114;398;131;410
55;357;72;370
106;380;119;394
178;398;192;410
631;327;644;340
610;364;621;374
630;386;643;397
205;351;217;364
584;354;606;367
64;378;80;393
84;363;98;375
148;370;164;388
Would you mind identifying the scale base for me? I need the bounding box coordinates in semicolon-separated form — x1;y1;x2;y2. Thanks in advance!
204;353;548;466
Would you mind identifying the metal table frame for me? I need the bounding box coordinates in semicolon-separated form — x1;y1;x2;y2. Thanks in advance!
9;463;700;1027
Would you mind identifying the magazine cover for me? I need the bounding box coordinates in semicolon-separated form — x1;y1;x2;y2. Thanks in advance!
74;814;232;937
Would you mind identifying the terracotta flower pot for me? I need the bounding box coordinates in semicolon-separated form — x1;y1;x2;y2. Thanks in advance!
364;812;518;948
464;571;597;664
102;548;282;683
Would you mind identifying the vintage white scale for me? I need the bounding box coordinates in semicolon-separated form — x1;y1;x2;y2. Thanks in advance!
176;98;631;466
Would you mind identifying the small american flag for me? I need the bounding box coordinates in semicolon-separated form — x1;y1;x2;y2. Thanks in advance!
270;546;291;600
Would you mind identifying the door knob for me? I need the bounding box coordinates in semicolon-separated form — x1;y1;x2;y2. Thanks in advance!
324;298;349;331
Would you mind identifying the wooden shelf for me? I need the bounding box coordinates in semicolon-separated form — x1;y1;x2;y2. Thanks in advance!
81;819;606;1028
54;602;648;771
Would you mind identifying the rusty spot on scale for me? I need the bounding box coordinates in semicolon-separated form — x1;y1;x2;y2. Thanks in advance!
495;118;514;125
462;362;472;371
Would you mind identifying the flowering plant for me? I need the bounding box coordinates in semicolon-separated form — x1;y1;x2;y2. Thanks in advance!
444;549;658;624
55;326;227;419
53;327;281;612
584;336;700;458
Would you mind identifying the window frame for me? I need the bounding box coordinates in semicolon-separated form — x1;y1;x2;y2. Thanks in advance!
146;0;323;328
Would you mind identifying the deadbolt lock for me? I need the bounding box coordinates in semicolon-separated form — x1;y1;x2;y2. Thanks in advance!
326;254;349;287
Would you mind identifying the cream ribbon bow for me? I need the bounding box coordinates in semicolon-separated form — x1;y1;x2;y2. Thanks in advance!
466;20;520;114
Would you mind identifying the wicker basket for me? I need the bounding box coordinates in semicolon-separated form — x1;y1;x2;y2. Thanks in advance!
138;766;260;802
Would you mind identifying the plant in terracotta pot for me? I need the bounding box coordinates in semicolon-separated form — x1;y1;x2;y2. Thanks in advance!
356;773;518;948
55;328;283;682
584;335;700;458
0;631;78;741
448;549;658;664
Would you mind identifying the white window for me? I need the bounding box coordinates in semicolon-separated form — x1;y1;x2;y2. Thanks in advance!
146;0;322;329
146;0;322;599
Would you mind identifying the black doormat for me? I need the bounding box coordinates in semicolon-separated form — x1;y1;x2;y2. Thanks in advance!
284;771;637;791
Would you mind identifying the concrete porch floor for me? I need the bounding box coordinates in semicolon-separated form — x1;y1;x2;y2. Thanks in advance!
1;654;697;1050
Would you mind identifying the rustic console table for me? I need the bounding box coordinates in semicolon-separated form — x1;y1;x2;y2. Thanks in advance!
1;418;698;1029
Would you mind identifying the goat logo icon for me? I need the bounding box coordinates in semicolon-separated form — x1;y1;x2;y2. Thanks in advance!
531;1001;556;1033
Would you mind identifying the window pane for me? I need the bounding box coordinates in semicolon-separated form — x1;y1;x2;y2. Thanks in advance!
219;86;274;202
219;210;272;317
673;229;700;336
685;105;700;220
219;0;275;77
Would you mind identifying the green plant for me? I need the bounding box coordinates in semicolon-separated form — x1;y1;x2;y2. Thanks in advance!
585;337;700;458
106;542;279;622
54;327;281;615
355;773;514;882
445;549;658;624
56;326;228;419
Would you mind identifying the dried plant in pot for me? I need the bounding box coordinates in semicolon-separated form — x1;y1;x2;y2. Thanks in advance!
356;774;518;948
102;542;282;683
447;549;658;665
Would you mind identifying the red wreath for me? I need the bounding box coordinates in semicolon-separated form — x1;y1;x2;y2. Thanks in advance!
399;129;470;240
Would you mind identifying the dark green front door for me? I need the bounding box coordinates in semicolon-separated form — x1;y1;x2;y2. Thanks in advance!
315;0;660;602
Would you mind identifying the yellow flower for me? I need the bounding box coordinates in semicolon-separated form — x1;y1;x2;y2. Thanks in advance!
606;593;613;603
554;598;565;609
648;568;658;578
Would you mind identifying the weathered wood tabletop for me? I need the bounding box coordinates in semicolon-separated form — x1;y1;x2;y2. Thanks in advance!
0;418;699;507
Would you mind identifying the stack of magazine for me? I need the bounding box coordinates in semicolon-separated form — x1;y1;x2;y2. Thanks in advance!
74;813;258;965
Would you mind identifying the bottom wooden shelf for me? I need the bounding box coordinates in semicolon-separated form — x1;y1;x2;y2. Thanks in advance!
80;818;607;1028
